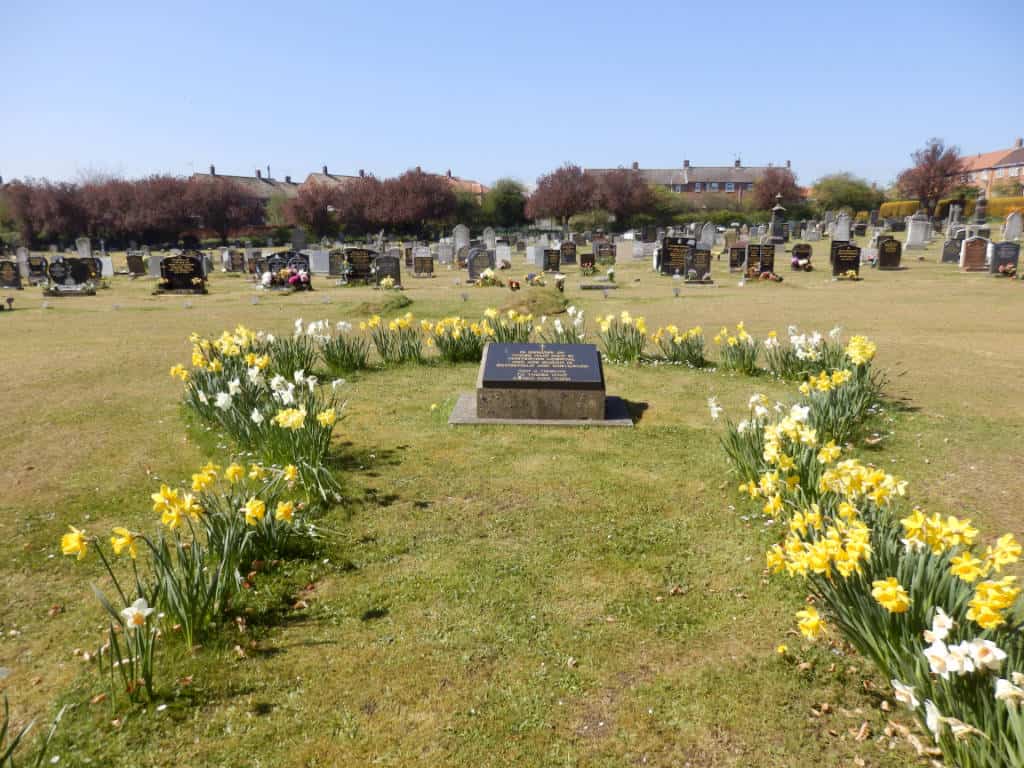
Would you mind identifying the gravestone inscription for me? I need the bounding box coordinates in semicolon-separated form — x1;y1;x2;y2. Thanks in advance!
833;245;861;276
345;249;376;282
878;239;902;270
374;253;401;285
729;246;747;272
543;249;561;272
990;242;1020;275
159;253;206;293
560;241;577;265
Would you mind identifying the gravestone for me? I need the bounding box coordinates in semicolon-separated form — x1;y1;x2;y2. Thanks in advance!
526;245;544;267
290;227;307;251
615;240;635;261
159;253;206;293
660;237;688;276
496;244;512;266
878;239;902;270
791;243;812;268
960;237;988;272
560;241;577;265
869;209;879;226
287;252;311;273
27;255;48;284
453;224;470;252
543;249;561;272
906;211;929;249
975;193;988;224
46;259;93;292
854;222;867;237
475;343;606;421
1005;211;1022;241
456;245;470;268
467;248;491;282
516;240;526;253
308;249;330;274
580;250;596;270
147;251;161;277
685;248;713;283
698;222;715;250
747;244;762;272
833;214;851;242
437;243;454;265
832;245;861;276
756;244;776;274
126;252;145;276
594;241;616;264
328;250;346;277
345;248;376;282
374;253;402;285
483;227;497;250
229;250;245;272
403;246;414;269
266;253;288;274
989;242;1020;275
729;246;747;272
941;240;961;264
413;247;434;277
75;237;92;260
0;260;22;289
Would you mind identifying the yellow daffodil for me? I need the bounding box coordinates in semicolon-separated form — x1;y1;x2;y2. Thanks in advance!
224;463;245;483
273;408;307;430
316;409;336;427
110;527;138;559
871;577;911;613
275;501;295;523
169;364;190;382
284;464;299;482
248;463;267;481
796;606;823;640
61;525;89;560
151;484;181;516
242;497;266;526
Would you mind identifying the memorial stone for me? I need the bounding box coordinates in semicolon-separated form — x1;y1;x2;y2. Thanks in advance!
878;239;902;270
960;237;988;271
832;245;861;276
990;242;1020;275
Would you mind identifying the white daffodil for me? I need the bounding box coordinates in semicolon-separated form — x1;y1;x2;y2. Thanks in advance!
737;419;750;434
946;641;977;676
968;639;1007;672
996;678;1024;708
924;641;953;678
891;679;919;710
293;369;306;385
251;409;264;425
305;375;318;392
789;404;810;424
331;379;346;391
924;700;944;741
121;598;154;630
215;392;233;411
924;607;954;643
708;397;723;421
270;375;288;392
247;366;263;385
197;391;209;405
829;326;842;339
228;378;242;396
946;717;981;741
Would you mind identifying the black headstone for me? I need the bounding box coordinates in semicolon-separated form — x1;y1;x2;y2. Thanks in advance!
328;250;346;276
345;249;376;282
543;249;561;272
594;241;616;265
27;255;49;284
791;243;812;266
660;237;688;276
413;254;434;277
0;260;22;289
685;248;712;282
990;242;1020;275
580;251;596;270
286;253;310;273
126;253;145;276
878;239;902;270
758;245;776;274
941;240;961;264
374;253;402;285
560;241;577;265
728;246;747;271
159;253;206;293
833;245;861;276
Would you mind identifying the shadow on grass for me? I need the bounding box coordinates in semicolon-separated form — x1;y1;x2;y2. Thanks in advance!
621;398;650;423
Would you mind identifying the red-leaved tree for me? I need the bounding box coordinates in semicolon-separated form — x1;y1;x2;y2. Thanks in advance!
897;139;964;215
593;168;654;224
525;163;595;227
752;167;802;210
288;182;341;239
184;178;263;244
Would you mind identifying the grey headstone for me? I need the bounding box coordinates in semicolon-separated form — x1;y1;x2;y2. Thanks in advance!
1005;211;1022;241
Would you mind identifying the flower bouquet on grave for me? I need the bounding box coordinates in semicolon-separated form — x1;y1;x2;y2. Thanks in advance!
508;279;521;291
759;271;784;283
499;260;511;270
791;255;813;272
378;276;398;290
836;270;862;282
580;264;597;277
996;263;1017;279
475;268;504;287
525;273;545;287
606;267;615;283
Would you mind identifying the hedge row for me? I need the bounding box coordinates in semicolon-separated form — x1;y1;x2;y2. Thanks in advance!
882;197;1024;221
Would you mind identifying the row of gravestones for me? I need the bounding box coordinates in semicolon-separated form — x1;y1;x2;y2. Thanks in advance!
658;238;714;282
947;237;1021;274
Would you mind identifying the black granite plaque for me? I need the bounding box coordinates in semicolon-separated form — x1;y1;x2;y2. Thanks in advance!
661;238;688;276
686;248;712;281
345;249;375;282
829;240;849;265
594;242;615;264
126;253;145;276
286;252;310;273
328;250;346;276
413;255;434;277
560;241;577;265
833;245;861;276
481;343;604;390
27;256;48;284
579;251;596;270
990;242;1020;274
747;244;761;271
0;260;22;289
759;244;776;274
941;240;960;264
374;253;402;284
160;253;206;292
878;239;902;270
543;249;561;272
48;258;92;287
729;246;747;271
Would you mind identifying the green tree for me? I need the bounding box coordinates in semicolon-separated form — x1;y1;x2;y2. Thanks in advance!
481;178;527;228
813;173;884;212
265;193;290;227
452;188;481;228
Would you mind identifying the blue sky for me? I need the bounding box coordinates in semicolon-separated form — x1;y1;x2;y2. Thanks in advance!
2;0;1021;188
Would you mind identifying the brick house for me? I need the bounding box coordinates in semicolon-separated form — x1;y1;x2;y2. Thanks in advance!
189;165;300;200
585;159;793;203
955;138;1024;195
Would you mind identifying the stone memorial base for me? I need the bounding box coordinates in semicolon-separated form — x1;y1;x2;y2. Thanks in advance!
580;284;618;290
449;392;633;427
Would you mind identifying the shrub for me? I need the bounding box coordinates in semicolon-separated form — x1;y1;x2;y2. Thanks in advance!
878;200;919;219
988;197;1024;219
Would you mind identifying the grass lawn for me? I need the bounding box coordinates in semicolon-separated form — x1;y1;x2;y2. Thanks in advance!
1;230;1022;766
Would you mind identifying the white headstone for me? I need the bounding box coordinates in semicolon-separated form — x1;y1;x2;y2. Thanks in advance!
147;253;161;277
1005;211;1022;241
16;246;29;278
526;245;544;267
833;214;851;242
698;222;715;250
482;227;496;250
75;237;91;259
453;224;470;251
496;244;511;264
309;249;330;274
437;243;454;265
100;257;114;277
906;213;929;249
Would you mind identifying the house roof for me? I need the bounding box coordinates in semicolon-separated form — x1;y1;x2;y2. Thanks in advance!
190;172;300;199
586;165;772;186
961;149;1017;173
994;148;1024;168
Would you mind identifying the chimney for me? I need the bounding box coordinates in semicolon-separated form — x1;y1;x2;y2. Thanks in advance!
786;160;791;169
209;164;216;175
632;161;639;170
683;159;690;169
359;169;365;177
1016;138;1023;149
416;165;422;173
446;169;452;178
256;169;262;179
734;158;741;168
285;175;291;184
322;164;328;175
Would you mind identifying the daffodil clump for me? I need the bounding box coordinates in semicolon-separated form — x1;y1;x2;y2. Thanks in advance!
714;337;1024;765
713;322;760;375
422;316;492;362
173;324;344;503
367;312;423;364
764;326;848;380
538;305;586;345
475;267;504;287
486;308;534;343
60;459;312;703
651;324;706;367
597;311;647;363
303;319;371;374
